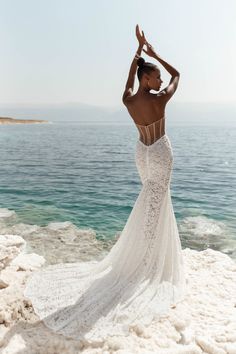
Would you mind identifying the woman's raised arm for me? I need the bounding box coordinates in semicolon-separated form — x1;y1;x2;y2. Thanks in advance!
143;41;180;102
122;25;145;105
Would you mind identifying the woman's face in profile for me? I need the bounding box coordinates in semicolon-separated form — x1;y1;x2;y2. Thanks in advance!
148;69;163;91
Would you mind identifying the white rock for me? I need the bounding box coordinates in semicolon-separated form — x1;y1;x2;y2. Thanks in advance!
179;327;195;344
0;245;20;270
0;333;26;354
0;208;16;220
0;278;9;288
0;325;9;346
0;235;27;270
47;221;73;231
0;234;235;354
0;234;26;249
11;253;45;271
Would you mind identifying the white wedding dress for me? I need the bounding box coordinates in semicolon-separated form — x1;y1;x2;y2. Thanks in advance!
24;118;187;342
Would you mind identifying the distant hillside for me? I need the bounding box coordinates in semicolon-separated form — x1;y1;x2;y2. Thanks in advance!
0;117;49;125
0;102;235;125
0;102;113;123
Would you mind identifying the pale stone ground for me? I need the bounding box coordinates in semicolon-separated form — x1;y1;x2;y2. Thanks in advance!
0;209;236;353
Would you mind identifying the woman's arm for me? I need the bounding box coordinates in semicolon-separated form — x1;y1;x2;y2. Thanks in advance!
143;43;179;76
143;42;180;102
122;44;143;104
153;52;180;76
122;25;146;105
154;52;180;102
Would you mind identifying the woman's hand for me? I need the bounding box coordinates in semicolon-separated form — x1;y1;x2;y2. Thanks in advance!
135;25;158;58
135;24;146;47
143;41;158;58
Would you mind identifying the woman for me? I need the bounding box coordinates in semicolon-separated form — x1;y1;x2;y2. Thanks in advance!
24;25;187;342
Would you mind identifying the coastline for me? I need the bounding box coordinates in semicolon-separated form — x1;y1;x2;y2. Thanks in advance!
0;117;49;125
0;208;235;353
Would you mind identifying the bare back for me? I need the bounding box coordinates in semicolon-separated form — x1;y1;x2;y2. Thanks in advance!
124;93;167;146
124;93;166;126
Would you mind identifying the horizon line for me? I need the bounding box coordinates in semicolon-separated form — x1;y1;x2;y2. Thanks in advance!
0;100;236;108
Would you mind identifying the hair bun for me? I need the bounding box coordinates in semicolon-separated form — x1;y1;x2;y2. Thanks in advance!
137;57;145;68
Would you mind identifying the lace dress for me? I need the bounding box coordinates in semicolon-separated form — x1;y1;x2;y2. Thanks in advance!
24;116;187;342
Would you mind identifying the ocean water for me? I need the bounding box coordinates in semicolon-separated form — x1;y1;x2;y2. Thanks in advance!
0;121;235;263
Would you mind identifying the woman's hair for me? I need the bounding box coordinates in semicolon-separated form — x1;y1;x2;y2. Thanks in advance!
137;57;158;81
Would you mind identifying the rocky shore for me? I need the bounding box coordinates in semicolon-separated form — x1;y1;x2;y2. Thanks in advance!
0;208;235;353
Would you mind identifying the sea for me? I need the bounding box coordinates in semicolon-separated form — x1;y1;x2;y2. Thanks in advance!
0;120;235;263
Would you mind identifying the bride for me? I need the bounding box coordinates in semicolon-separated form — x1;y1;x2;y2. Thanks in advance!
24;24;187;342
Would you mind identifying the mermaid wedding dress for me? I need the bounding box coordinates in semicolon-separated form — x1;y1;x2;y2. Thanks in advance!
24;117;187;342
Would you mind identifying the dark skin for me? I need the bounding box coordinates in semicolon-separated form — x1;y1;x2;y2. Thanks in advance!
122;25;180;126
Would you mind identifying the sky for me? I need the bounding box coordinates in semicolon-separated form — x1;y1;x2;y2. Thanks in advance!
0;0;236;108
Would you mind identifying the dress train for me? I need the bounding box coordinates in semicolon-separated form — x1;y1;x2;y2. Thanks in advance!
24;134;187;341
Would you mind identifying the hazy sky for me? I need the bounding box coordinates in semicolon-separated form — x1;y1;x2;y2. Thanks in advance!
1;0;235;108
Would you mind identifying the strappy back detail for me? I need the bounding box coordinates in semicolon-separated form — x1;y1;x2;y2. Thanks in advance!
135;116;166;146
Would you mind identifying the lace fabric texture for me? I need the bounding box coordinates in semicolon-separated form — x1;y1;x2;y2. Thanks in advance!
24;134;187;342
